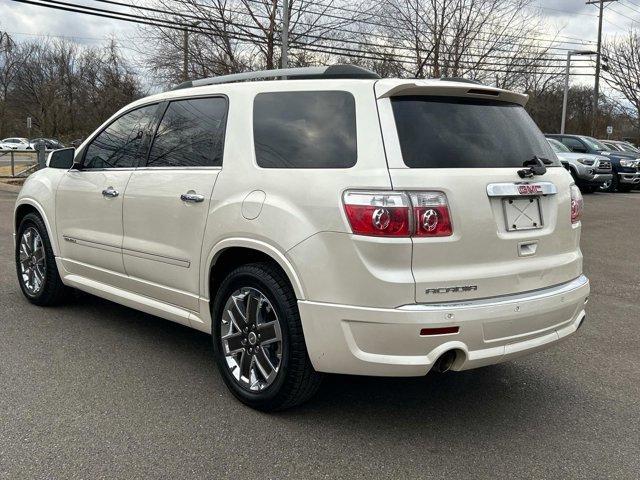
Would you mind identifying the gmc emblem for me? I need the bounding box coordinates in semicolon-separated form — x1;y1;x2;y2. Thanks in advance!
517;184;543;195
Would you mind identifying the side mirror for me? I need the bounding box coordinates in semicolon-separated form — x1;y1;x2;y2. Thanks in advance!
571;146;588;153
47;147;76;169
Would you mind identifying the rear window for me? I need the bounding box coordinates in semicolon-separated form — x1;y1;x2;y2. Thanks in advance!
391;96;559;168
253;91;357;168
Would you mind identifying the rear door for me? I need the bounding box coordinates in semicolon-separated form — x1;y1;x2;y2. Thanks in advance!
375;82;581;303
121;96;228;312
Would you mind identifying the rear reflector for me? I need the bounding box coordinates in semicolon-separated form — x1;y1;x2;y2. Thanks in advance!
420;326;460;336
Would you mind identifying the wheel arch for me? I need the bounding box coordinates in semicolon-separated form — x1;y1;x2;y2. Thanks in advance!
205;238;306;304
14;199;59;256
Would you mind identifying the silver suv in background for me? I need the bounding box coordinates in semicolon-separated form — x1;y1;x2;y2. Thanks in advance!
547;138;612;193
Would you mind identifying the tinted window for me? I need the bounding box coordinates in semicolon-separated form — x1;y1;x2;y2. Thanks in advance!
391;96;559;168
147;97;227;168
253;91;357;168
582;136;608;151
560;137;587;152
548;138;570;153
84;104;157;169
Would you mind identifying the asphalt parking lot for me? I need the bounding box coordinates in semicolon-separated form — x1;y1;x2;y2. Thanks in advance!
0;188;638;479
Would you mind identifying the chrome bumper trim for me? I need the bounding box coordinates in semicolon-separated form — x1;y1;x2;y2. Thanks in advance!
399;275;589;310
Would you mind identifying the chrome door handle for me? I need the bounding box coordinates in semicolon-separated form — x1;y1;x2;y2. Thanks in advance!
102;187;119;198
180;192;205;203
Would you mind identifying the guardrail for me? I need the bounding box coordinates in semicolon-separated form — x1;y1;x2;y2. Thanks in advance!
0;147;54;178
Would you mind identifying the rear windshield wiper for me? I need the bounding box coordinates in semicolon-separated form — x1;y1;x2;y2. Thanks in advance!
518;156;548;178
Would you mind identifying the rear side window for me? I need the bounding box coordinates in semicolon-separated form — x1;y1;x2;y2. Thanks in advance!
391;96;559;168
253;91;357;168
84;104;157;169
147;97;227;168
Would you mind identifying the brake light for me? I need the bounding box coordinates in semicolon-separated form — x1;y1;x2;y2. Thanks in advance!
343;190;452;237
343;191;411;237
570;184;583;224
410;192;453;237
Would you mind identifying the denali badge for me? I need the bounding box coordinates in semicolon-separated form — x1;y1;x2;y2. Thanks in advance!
425;285;478;294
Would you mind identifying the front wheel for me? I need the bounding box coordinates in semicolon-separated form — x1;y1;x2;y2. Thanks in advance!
211;263;322;411
15;213;70;305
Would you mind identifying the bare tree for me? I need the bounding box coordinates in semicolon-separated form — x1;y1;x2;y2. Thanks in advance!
135;0;370;86
603;30;640;132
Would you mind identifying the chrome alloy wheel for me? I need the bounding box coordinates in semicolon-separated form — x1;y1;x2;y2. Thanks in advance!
19;227;46;296
220;287;283;392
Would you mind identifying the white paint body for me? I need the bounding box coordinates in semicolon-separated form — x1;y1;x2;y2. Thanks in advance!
14;78;589;376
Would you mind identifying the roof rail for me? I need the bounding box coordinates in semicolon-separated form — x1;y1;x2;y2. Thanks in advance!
439;77;484;85
171;64;380;90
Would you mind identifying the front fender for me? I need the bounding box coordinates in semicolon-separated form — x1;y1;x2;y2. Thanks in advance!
14;170;65;255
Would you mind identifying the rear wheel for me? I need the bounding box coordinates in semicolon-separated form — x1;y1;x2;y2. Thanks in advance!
15;213;70;305
211;262;322;411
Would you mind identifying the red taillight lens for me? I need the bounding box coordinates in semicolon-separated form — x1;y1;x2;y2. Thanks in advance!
343;191;411;237
410;192;453;237
570;184;583;224
343;190;452;237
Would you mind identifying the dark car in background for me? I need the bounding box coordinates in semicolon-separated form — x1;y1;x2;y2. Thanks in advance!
546;134;640;192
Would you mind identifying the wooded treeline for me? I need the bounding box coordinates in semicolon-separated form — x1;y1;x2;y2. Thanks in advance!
1;0;639;143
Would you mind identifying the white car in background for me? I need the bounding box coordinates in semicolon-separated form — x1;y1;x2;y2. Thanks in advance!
2;137;32;150
13;65;590;410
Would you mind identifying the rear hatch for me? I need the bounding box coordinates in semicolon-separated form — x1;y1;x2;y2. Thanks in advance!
375;80;582;303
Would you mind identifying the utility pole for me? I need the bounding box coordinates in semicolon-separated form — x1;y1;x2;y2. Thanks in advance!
281;0;290;69
586;0;617;136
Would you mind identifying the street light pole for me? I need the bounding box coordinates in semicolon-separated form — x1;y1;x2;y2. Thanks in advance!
561;50;597;134
281;0;290;69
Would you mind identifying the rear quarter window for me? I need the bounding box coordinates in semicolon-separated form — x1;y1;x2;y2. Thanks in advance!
391;96;559;168
253;91;357;168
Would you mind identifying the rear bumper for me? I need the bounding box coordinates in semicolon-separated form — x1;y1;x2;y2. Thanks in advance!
298;275;589;376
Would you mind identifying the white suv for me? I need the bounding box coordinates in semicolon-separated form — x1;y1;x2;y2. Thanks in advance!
14;65;590;410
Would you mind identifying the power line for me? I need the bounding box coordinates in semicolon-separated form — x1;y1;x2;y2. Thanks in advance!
159;0;596;65
11;0;596;77
168;0;597;54
87;0;595;67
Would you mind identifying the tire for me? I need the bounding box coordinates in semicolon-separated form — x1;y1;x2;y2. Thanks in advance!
15;212;70;306
603;174;619;192
211;262;322;411
617;183;632;193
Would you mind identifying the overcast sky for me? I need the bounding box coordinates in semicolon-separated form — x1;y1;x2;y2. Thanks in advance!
0;0;637;81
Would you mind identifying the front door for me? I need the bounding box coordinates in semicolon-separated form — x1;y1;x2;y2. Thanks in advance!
121;96;228;312
56;104;159;281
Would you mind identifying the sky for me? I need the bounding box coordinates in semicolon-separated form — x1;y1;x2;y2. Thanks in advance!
0;0;638;85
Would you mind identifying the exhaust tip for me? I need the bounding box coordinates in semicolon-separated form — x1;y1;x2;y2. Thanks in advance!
432;350;457;373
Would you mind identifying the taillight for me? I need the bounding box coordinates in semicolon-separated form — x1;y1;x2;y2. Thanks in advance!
343;191;411;237
410;192;453;237
343;190;452;237
570;184;583;224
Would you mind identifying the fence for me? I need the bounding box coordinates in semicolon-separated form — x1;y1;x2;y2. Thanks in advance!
0;146;51;178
